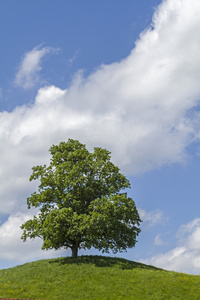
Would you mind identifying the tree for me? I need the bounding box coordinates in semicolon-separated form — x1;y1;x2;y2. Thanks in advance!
21;139;141;257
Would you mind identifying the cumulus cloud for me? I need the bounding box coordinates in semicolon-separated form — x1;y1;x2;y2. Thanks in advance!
0;0;200;266
0;213;66;264
141;218;200;274
14;45;59;89
0;0;199;212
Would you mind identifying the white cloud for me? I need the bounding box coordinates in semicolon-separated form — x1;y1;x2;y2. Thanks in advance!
141;218;200;274
177;218;200;250
154;233;167;246
0;0;199;215
0;0;200;265
14;45;59;89
138;209;168;227
67;50;79;65
0;213;66;263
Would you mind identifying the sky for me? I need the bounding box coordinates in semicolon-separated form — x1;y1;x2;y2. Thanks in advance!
0;0;200;274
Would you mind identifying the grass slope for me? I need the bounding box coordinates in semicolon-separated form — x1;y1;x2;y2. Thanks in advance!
0;255;199;299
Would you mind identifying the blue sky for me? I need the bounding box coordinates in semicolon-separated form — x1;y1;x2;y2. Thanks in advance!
0;0;200;274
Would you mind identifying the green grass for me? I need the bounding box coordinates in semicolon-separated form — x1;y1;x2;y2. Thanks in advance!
0;255;199;299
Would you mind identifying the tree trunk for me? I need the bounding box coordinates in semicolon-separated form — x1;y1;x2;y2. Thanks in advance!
71;242;79;257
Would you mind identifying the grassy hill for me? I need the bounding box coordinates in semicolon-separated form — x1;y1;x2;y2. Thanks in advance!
0;255;199;299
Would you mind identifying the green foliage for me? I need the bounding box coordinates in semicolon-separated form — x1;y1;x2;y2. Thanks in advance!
21;139;141;257
0;256;200;300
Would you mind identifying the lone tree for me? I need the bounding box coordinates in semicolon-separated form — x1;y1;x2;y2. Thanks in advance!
21;139;141;257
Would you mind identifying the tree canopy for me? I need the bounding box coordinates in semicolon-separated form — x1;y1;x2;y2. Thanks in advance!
21;139;141;257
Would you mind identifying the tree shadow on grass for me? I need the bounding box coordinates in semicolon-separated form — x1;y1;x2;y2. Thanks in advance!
49;255;163;271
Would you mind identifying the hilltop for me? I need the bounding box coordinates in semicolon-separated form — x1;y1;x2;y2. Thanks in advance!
0;255;199;299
